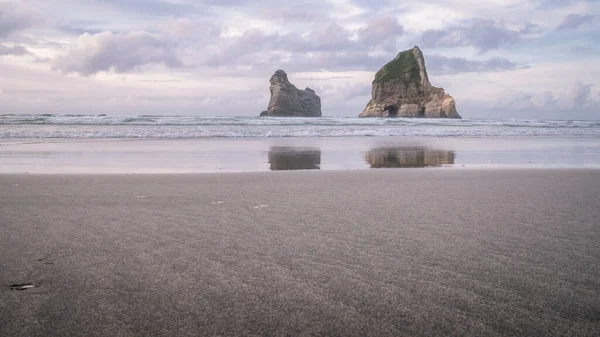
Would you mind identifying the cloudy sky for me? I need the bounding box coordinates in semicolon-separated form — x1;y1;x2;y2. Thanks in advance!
1;0;599;119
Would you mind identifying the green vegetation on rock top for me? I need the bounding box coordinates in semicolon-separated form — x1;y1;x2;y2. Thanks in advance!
373;49;419;83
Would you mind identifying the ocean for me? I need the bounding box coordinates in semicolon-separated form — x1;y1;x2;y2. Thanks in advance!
2;114;600;138
1;114;599;173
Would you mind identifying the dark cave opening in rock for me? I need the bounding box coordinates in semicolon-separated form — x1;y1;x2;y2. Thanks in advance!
384;105;398;117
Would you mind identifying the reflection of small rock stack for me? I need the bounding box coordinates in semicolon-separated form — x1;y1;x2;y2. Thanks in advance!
366;147;455;168
269;147;321;170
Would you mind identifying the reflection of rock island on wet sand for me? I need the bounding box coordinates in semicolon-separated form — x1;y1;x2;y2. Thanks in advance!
268;147;321;171
366;147;455;168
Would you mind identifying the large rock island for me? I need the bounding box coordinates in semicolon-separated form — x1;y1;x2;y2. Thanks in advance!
359;46;461;119
260;70;322;117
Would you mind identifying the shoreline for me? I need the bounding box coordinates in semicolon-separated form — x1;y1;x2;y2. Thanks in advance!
1;165;600;176
1;136;599;174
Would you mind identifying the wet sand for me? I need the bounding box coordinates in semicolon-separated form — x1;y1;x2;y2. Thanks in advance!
1;136;599;173
1;169;599;336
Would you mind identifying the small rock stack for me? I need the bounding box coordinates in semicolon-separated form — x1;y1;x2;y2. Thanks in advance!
260;70;322;117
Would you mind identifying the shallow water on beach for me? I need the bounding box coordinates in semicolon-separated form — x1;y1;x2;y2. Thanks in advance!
1;136;599;173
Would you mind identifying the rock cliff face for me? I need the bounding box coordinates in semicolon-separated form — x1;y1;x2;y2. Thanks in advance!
260;70;322;117
359;46;461;119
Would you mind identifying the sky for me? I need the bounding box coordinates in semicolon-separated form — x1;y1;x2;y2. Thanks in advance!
0;0;599;119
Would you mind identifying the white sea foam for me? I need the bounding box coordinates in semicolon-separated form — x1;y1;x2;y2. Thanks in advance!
1;114;599;138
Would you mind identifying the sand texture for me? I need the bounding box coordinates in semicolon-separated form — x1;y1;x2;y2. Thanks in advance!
1;169;599;336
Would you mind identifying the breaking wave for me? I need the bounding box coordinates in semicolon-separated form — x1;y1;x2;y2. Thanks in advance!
1;114;599;138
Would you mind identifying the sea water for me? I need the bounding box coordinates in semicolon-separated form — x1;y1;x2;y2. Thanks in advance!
2;115;600;138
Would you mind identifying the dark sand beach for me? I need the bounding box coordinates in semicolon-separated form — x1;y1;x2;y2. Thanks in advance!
1;169;600;336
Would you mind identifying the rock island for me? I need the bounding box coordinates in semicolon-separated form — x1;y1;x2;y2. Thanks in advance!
260;70;322;117
360;46;461;118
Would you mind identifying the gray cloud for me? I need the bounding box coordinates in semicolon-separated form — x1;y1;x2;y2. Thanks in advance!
203;29;290;67
0;3;38;38
255;4;329;23
491;81;600;119
534;0;598;10
283;52;390;73
58;24;104;36
334;83;372;100
204;51;388;76
51;31;182;75
202;17;525;75
0;44;29;56
555;14;596;31
358;16;404;50
203;19;405;70
307;23;359;52
519;22;542;34
159;17;220;39
420;19;528;52
426;55;523;74
507;91;535;108
101;0;199;16
313;83;372;105
203;25;352;67
569;81;594;106
205;45;524;76
534;0;575;9
204;0;334;19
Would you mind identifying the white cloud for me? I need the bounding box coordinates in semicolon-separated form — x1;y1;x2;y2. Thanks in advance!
51;31;183;75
